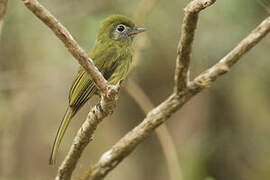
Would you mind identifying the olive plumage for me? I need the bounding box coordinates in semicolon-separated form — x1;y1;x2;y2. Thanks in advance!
49;15;145;164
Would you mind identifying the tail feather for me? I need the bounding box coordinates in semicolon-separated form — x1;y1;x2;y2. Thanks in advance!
49;107;73;165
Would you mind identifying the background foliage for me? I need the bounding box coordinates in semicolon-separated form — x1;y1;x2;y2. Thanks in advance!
0;0;270;180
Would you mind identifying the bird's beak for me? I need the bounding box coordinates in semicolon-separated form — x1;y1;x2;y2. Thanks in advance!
128;27;146;35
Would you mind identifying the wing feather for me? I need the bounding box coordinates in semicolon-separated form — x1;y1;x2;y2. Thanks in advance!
68;45;119;113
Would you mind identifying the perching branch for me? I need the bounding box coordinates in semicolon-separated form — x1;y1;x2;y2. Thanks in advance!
19;0;121;179
174;0;216;93
21;0;109;94
87;10;270;180
56;83;121;180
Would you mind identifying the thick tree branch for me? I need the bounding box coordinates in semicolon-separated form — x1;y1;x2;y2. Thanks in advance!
174;0;216;93
87;15;270;180
20;0;108;94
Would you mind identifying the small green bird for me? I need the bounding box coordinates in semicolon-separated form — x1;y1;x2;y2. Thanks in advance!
49;15;145;164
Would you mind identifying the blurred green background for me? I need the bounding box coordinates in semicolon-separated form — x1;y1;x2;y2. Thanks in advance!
1;0;270;180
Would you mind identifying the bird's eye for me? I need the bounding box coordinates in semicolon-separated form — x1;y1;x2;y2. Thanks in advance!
116;24;126;32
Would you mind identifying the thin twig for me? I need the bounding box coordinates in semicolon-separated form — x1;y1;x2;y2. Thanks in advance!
174;0;216;93
87;15;270;180
189;16;270;92
125;79;183;180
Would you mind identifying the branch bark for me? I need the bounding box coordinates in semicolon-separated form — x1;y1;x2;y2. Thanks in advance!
87;14;270;180
19;0;121;179
21;0;108;94
189;16;270;92
56;84;120;180
174;0;216;93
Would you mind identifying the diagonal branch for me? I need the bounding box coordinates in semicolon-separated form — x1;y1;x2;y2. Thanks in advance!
56;83;121;180
19;0;122;179
174;0;216;93
87;93;192;180
189;16;270;92
21;0;108;94
87;15;270;180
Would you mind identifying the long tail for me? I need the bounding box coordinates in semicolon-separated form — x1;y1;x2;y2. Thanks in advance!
49;107;73;165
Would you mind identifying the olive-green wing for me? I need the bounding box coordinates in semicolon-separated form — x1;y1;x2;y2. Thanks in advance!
68;46;119;113
50;44;121;164
68;68;95;112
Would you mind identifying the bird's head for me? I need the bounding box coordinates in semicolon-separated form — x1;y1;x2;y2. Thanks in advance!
97;15;146;44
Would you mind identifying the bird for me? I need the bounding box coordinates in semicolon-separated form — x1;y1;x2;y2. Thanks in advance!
49;15;146;164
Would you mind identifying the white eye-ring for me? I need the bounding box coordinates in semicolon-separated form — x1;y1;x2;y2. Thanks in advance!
116;24;126;32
